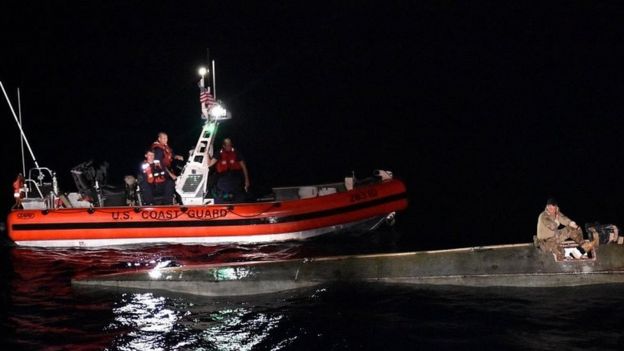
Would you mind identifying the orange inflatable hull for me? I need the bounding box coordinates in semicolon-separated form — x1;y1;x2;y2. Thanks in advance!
7;179;408;247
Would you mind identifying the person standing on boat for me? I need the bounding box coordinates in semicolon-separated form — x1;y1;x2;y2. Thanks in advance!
536;198;587;259
207;138;250;203
151;132;184;179
150;132;183;204
139;150;173;205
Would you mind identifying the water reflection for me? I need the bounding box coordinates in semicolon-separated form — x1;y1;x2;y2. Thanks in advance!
201;308;284;351
108;292;287;351
3;239;393;350
148;260;173;279
110;292;180;350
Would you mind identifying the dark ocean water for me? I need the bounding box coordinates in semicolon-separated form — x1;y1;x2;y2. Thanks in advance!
1;228;623;351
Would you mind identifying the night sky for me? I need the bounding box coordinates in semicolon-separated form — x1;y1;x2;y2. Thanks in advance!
2;2;624;248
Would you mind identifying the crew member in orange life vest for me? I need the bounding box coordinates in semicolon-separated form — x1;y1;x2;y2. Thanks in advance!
139;150;174;205
12;173;25;209
150;132;184;180
208;138;250;203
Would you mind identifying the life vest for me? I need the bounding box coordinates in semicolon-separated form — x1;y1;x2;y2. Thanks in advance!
216;149;243;173
151;142;174;168
12;174;24;199
142;160;166;184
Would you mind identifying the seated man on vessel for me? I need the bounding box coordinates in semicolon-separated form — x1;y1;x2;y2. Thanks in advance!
138;150;175;205
536;197;593;259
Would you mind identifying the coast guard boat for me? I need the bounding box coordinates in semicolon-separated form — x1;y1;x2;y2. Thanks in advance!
3;65;408;248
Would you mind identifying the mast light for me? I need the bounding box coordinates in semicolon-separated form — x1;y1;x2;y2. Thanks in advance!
208;103;230;120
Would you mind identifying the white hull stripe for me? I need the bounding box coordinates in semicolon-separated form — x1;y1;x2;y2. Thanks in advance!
14;216;387;248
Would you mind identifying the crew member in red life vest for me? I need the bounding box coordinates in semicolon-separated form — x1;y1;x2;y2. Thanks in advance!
150;132;183;204
12;173;25;209
139;150;174;205
208;138;250;204
151;132;184;180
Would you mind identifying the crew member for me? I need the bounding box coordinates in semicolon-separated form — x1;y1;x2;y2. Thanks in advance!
139;150;173;205
151;132;184;179
150;132;183;204
12;173;25;209
208;138;250;203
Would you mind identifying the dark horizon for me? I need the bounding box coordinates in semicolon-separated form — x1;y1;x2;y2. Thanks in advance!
2;3;624;248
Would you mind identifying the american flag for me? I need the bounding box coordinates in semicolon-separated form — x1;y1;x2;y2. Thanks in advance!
200;87;215;107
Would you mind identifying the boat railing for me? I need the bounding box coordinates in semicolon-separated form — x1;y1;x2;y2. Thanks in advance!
20;180;52;209
26;167;57;193
272;181;348;201
19;167;58;209
270;171;394;201
23;178;46;199
22;167;55;198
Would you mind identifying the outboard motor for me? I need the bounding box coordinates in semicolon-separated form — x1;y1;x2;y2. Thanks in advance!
585;222;620;245
71;160;127;206
71;161;98;204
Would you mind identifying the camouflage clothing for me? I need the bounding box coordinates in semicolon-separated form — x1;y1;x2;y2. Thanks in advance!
536;207;584;257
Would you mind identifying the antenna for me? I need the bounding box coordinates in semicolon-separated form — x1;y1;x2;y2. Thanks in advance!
1;81;40;169
18;88;26;176
205;48;216;98
212;59;216;99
